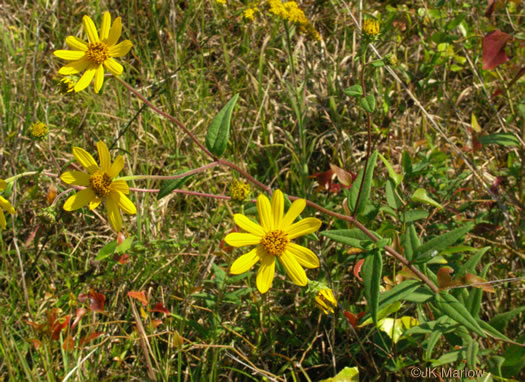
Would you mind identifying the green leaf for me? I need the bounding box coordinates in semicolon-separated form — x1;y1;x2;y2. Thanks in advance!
359;301;402;327
362;250;382;324
344;85;363;97
95;240;117;261
479;133;520;147
402;224;420;261
378;153;403;186
466;340;479;369
361;94;376;113
434;292;486;337
157;174;191;200
411;188;443;210
489;306;525;332
349;151;378;215
426;329;443;360
432;350;463;367
205;93;239;156
404;287;434;303
414;223;474;262
400;209;429;223
116;236;134;254
320;367;359;382
385;180;402;210
320;229;372;249
212;264;226;290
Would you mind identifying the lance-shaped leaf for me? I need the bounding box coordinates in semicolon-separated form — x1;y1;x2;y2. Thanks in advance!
433;291;486;337
414;222;474;262
362;250;382;324
205;94;239;156
157;174;192;200
348;150;378;215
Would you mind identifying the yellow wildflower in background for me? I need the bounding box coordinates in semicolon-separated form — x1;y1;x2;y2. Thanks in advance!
0;179;15;230
268;0;287;17
315;288;337;314
61;141;136;232
283;2;308;24
267;0;320;40
54;11;133;93
243;7;257;21
225;189;321;294
230;179;250;201
30;121;48;139
216;0;226;4
58;77;76;94
362;18;380;37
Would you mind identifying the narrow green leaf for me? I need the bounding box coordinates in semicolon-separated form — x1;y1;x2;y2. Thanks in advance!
320;367;359;382
95;240;117;261
320;229;372;249
432;350;463;367
466;340;479;369
343;85;363;97
378;153;403;186
434;292;486;337
385;179;401;209
479;133;520;147
476;319;511;341
205;93;239;156
489;306;525;332
414;223;474;262
411;188;443;210
157;175;191;200
349;151;378;215
362;250;382;324
402;224;420;261
404;287;433;303
426;330;443;360
400;209;429;223
116;236;134;254
361;94;376;113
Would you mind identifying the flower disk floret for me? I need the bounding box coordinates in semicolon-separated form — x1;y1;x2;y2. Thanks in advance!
60;141;136;232
224;189;322;294
54;11;133;93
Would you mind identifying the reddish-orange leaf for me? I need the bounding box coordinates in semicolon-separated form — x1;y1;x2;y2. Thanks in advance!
29;338;42;350
437;267;457;290
51;315;71;340
310;169;334;191
79;290;106;312
79;332;104;347
151;302;170;315
482;30;513;70
72;308;87;330
46;184;57;205
151;319;163;328
63;335;75;351
329;164;355;187
128;291;148;306
353;258;365;282
464;273;496;293
24;320;44;332
344;311;365;328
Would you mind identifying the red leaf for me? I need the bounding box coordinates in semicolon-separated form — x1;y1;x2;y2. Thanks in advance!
63;335;75;351
310;169;335;191
51;315;71;340
353;258;365;282
117;254;130;264
151;319;163;328
128;290;148;306
79;332;104;347
71;308;87;330
29;338;42;350
483;30;513;70
329;164;355;187
151;302;170;315
437;266;456;290
491;88;503;99
344;311;365;328
464;273;496;293
79;289;106;312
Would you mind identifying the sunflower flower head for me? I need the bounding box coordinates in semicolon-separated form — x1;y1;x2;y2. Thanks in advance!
230;179;250;201
60;141;136;232
362;18;380;38
54;11;133;93
57;77;77;94
0;179;16;230
224;189;322;294
30;121;49;140
313;286;338;314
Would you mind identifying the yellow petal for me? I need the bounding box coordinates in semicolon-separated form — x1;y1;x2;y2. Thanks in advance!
0;179;6;191
107;16;122;46
107;155;124;178
256;253;275;294
0;196;15;214
271;189;284;229
224;233;261;247
58;57;90;75
0;209;5;230
72;147;99;173
97;141;111;172
60;171;90;186
109;40;132;57
82;15;99;43
230;247;260;274
285;243;319;268
281;198;306;229
74;64;97;92
115;191;136;215
63;188;96;211
54;50;86;61
103;58;123;76
279;251;307;286
65;36;88;51
100;11;111;41
233;214;264;236
93;65;105;93
257;193;273;231
111;180;129;194
89;197;102;210
286;217;322;240
105;193;122;232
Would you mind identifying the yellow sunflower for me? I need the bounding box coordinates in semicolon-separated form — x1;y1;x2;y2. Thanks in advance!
225;189;322;294
54;11;133;93
61;141;136;232
0;179;15;230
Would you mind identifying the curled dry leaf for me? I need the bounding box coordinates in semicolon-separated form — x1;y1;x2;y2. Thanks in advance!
482;30;513;70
